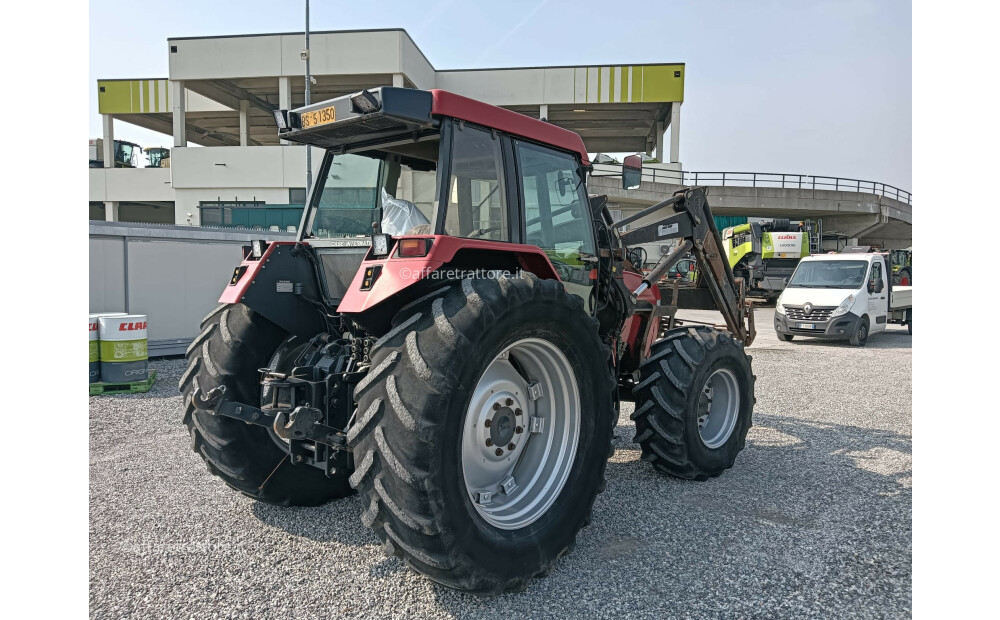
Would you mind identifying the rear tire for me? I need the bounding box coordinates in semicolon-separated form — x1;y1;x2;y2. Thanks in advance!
849;315;869;347
348;274;615;594
631;327;755;481
778;333;794;342
907;309;912;335
895;268;911;286
179;304;353;506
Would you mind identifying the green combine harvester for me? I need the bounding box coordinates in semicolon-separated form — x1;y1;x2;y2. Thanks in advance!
88;139;143;168
722;218;816;299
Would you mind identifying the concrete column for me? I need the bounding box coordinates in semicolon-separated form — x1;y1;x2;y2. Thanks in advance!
104;201;119;222
239;100;249;146
655;120;665;163
102;115;114;168
278;77;291;145
392;73;405;88
278;77;291;108
669;101;681;163
171;80;186;147
539;104;548;120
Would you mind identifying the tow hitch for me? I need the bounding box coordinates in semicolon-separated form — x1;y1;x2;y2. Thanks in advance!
193;386;348;448
191;363;352;471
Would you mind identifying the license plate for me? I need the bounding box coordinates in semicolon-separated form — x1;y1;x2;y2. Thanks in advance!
300;105;336;129
797;323;815;329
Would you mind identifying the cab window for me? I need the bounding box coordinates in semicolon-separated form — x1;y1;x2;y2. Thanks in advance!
515;141;595;264
869;260;882;286
515;140;596;307
443;125;508;241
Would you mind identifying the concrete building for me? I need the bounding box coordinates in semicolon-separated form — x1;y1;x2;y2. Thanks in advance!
90;28;685;226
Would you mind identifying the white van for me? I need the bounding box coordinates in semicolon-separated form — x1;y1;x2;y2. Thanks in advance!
773;252;912;346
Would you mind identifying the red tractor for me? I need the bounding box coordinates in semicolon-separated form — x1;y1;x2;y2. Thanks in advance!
182;87;757;594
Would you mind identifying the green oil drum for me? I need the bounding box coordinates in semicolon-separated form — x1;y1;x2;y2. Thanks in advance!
90;312;126;384
89;315;100;383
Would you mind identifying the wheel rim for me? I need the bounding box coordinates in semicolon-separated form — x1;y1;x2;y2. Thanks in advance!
697;368;741;449
462;338;581;530
859;322;868;342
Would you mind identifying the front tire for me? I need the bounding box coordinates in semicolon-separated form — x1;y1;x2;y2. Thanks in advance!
631;327;755;480
850;315;870;347
778;333;794;342
179;304;354;506
348;274;615;594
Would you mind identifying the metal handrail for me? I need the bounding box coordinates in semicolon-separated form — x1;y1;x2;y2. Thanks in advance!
589;166;911;205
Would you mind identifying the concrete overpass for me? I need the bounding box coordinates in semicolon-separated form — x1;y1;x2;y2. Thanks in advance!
590;166;912;249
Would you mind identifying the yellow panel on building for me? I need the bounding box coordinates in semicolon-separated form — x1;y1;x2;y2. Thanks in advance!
98;79;170;114
639;65;684;103
575;64;683;104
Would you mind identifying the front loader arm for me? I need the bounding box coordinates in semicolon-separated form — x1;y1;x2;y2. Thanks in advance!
617;187;756;346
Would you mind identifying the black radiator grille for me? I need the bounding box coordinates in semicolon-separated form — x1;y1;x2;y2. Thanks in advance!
785;305;835;321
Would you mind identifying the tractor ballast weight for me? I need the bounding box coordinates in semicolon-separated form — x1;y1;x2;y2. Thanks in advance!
182;87;756;594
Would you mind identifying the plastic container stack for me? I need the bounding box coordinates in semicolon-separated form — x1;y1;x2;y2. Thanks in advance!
90;312;128;383
89;316;100;383
98;314;149;383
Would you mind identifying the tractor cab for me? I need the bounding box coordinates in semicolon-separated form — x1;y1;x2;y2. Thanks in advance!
145;147;170;168
266;87;602;331
114;140;142;168
88;139;143;168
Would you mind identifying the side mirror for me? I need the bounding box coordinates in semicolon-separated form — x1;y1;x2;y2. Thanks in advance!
874;278;884;294
622;155;642;190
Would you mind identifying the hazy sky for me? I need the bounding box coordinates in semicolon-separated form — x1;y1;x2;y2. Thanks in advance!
89;0;911;189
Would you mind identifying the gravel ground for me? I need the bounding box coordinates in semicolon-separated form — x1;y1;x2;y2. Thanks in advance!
90;307;911;619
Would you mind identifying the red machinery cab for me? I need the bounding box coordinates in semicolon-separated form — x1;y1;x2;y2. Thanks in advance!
225;87;659;349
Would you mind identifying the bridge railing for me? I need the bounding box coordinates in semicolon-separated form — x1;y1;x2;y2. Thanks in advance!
590;165;912;205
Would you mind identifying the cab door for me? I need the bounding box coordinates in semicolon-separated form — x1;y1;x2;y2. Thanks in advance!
867;257;889;332
511;139;597;310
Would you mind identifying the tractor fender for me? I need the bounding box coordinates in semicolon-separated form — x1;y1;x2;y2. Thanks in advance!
337;236;561;335
219;241;329;338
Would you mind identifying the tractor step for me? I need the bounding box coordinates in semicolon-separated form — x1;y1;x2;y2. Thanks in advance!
90;371;157;396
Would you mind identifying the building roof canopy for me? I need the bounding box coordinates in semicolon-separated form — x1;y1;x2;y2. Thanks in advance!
97;29;684;154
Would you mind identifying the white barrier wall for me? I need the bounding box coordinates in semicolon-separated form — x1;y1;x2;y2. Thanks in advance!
89;168;174;202
89;222;296;356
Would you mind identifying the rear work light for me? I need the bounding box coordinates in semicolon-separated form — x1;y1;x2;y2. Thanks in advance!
371;234;390;257
272;109;288;130
350;89;381;114
398;238;432;258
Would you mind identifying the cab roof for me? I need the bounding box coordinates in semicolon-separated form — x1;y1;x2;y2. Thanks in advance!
428;90;590;164
282;87;591;164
